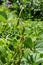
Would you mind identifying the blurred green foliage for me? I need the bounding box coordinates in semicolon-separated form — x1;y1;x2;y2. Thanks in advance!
0;0;43;65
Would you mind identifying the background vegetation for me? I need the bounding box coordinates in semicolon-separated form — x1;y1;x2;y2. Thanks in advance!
0;0;43;65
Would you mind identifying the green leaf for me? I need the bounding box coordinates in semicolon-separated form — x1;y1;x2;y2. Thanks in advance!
23;37;33;49
0;46;6;57
35;40;43;53
0;15;6;22
36;58;43;63
0;11;7;19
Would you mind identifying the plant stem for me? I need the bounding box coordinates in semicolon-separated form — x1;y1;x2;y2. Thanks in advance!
16;6;24;27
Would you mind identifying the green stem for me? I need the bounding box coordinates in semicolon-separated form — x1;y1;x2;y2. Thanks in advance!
16;6;24;27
